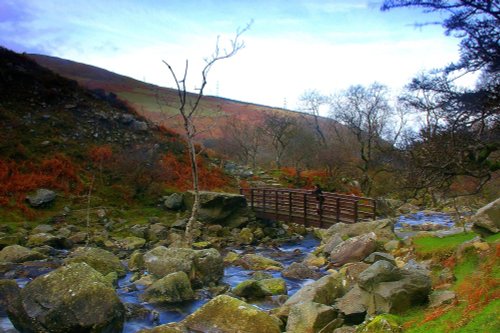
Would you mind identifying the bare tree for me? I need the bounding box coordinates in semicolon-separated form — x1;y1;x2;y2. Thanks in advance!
163;24;250;246
262;112;298;169
298;89;328;145
224;117;264;168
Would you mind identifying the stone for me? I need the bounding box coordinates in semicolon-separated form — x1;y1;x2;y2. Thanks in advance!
25;188;56;207
239;227;254;244
3;263;124;333
364;252;396;265
183;191;255;228
259;278;288;295
32;224;54;233
334;284;367;324
358;261;403;291
302;253;327;267
339;262;371;288
142;271;194;303
182;295;281;333
224;251;240;264
128;250;145;271
68;231;88;244
286;301;338;333
472;197;500;236
384;240;401;252
330;233;377;267
164;193;184;210
232;279;272;299
281;262;322;280
323;218;396;243
239;254;284;271
146;223;168;242
65;246;126;277
357;314;402;333
0;245;46;263
429;290;456;308
143;246;223;287
26;232;66;248
117;236;146;250
323;234;344;254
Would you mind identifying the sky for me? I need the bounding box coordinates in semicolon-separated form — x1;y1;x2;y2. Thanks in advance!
0;0;469;110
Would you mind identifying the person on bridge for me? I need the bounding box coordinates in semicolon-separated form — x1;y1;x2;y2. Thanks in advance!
312;184;325;215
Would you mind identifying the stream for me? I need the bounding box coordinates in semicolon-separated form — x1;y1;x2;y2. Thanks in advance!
0;212;460;333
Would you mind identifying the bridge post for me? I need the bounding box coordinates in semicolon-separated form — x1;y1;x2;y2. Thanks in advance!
250;189;254;210
303;193;308;227
263;189;266;213
288;192;292;223
336;197;340;223
275;190;279;221
354;200;358;223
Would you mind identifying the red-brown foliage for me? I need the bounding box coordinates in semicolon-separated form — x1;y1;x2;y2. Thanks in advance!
161;152;229;191
0;154;82;216
89;145;113;166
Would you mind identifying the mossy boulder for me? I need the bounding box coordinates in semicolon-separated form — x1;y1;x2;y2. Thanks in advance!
259;277;288;295
356;314;402;333
3;262;125;333
141;271;194;303
128;250;145;271
0;245;46;263
65;246;126;277
239;254;284;271
233;279;272;299
26;232;66;248
182;295;281;333
117;236;146;250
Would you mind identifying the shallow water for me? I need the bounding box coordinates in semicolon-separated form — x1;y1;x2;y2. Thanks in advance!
396;211;455;229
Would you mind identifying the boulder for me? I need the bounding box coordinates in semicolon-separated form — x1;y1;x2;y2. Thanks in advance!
359;261;432;315
238;227;254;244
286;301;338;333
472;197;500;236
3;262;124;333
32;224;54;234
164;193;184;210
323;234;344;254
142;271;194;303
116;236;146;250
324;219;396;243
239;253;284;271
357;314;402;333
329;233;377;267
334;284;367;324
429;290;457;308
232;279;272;299
259;278;288;295
0;245;46;263
281;262;322;280
26;232;67;248
182;295;281;333
128;250;145;271
183;191;255;228
143;246;223;287
364;252;396;265
146;223;168;243
25;188;56;207
65;246;126;277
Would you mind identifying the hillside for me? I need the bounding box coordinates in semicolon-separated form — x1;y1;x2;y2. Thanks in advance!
28;54;303;138
0;47;231;222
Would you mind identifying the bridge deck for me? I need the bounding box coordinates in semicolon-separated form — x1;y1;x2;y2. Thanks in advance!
240;188;376;228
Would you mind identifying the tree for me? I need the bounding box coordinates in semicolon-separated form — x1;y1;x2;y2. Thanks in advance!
223;117;264;169
383;1;500;196
329;83;402;195
163;24;250;246
298;89;328;145
262;112;298;169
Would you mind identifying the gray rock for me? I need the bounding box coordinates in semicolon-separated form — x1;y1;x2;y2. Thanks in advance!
364;252;396;265
26;188;56;207
3;263;124;333
131;120;148;131
286;301;338;333
358;260;402;290
323;234;344;255
429;290;456;308
334;284;367;324
330;232;377;267
65;246;126;277
323;219;396;243
142;271;194;303
26;232;66;248
146;223;168;242
0;245;46;263
164;193;184;210
232;279;272;299
472;197;500;235
32;224;54;234
281;262;322;280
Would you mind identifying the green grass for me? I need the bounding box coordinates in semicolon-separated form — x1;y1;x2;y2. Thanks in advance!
485;232;500;243
413;232;477;257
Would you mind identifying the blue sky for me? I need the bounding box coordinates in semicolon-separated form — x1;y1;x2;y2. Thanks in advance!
1;0;467;109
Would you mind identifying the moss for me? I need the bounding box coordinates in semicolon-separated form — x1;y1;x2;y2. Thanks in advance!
357;314;402;332
412;232;477;258
485;232;500;243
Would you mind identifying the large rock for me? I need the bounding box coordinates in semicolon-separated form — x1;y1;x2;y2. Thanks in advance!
26;188;56;207
329;233;377;267
164;193;184;210
232;279;272;299
2;262;125;333
183;191;255;228
142;271;194;303
323;218;396;243
26;232;67;248
472;197;500;235
238;253;284;271
334;284;367;324
65;246;126;277
357;314;402;333
358;261;432;315
182;295;281;333
0;245;46;263
143;246;223;287
281;262;322;280
286;301;338;333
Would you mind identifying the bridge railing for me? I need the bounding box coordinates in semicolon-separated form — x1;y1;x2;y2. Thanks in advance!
239;187;376;228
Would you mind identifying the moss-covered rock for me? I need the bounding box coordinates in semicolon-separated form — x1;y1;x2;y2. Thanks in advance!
65;246;126;277
4;262;125;333
142;271;194;303
0;245;46;263
233;279;272;299
259;278;288;295
128;250;145;271
356;314;402;333
239;254;284;271
182;295;281;333
117;236;146;250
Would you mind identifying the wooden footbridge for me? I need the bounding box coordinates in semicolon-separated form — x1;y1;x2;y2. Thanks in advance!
239;188;376;229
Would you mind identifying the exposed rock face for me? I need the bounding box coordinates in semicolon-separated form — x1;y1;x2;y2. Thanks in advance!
281;262;322;280
164;193;184;210
25;188;56;207
0;245;46;263
286;301;338;333
2;263;125;333
329;232;377;267
142;271;194;303
323;218;396;242
472;197;500;235
182;295;281;333
143;246;223;287
183;191;255;228
65;246;126;277
358;261;432;315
